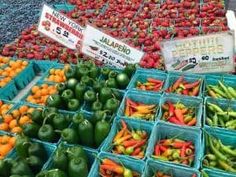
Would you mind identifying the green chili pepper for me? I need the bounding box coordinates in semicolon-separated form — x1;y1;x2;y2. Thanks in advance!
210;86;227;98
68;158;88;177
26;155;44;172
46;94;62;108
61;89;74;102
67;99;80;111
11;160;33;176
78;118;94;147
15;135;30;158
218;160;236;173
106;78;118;88
80;75;92;86
61;128;79;144
38;124;56;142
94;119;111;147
228;111;236;117
99;87;113;104
75;83;86;100
52;150;68;171
91;100;103;112
104;98;120;113
206;117;213;126
202;171;209;177
56;82;67;94
31;109;43;124
67;146;88;163
207;103;224;113
219;140;236;156
84;90;96;103
226;119;236;127
227;86;236;98
218;81;233;99
52;113;69;130
22;123;40;138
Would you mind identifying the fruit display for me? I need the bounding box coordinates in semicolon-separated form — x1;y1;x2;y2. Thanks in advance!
0;0;236;176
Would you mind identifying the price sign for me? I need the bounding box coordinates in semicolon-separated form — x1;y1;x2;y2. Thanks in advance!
81;25;144;68
38;4;84;50
161;31;235;73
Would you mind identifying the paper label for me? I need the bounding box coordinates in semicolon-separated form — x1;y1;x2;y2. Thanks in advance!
161;31;235;73
38;4;84;50
81;25;144;68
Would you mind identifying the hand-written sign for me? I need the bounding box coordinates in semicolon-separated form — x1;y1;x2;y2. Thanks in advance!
81;25;144;68
161;31;235;73
38;4;84;50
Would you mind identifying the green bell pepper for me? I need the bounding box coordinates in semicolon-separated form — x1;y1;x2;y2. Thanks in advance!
61;89;74;102
61;128;79;144
52;113;69;130
38;124;56;142
26;155;44;173
91;100;103;112
68;158;88;177
22;123;40;138
75;83;86;100
104;98;120;113
28;143;46;159
67;78;78;90
65;66;76;79
80;75;92;86
56;83;67;94
10;160;33;176
99;87;113;104
72;112;85;126
52;150;68;171
67;99;80;111
0;159;11;177
106;78;118;88
31;109;43;124
84;90;96;103
67;146;88;163
46;94;62;108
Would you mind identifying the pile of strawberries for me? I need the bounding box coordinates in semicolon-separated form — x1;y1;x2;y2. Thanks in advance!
1;0;228;69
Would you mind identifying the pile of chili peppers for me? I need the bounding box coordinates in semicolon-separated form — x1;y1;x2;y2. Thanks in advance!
136;78;164;92
99;158;140;177
153;138;195;167
112;120;148;159
203;134;236;173
154;171;197;177
166;76;201;96
124;98;157;121
207;80;236;99
162;102;197;126
206;102;236;130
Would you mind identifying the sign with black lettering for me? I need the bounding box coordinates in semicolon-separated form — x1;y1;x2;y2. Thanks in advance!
81;25;144;68
38;4;84;50
161;31;235;73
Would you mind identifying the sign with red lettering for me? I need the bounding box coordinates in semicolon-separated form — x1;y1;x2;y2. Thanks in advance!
38;4;84;50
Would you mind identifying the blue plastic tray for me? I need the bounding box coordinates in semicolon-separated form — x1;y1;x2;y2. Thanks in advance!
101;117;153;160
165;72;204;97
128;69;168;93
32;60;55;75
117;90;162;123
143;159;200;177
146;122;202;169
14;62;36;89
204;97;236;133
202;168;236;177
159;93;203;128
0;80;18;100
89;152;145;177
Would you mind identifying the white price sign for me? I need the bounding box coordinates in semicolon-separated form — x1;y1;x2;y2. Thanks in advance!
81;25;144;68
161;31;235;73
38;4;84;50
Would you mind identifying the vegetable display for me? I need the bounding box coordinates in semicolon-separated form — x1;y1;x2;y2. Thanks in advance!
153;138;195;167
111;120;148;159
161;101;197;126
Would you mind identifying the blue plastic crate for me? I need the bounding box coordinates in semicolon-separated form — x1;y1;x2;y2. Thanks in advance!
89;152;145;177
143;159;200;177
165;72;204;97
146;123;202;169
202;168;236;177
43;143;97;177
117;90;161;123
14;62;36;89
204;75;236;100
204;97;236;133
0;80;18;100
202;127;236;175
101;117;153;160
159;93;203;128
127;69;168;93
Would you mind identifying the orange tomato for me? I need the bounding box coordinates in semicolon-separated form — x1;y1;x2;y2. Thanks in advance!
0;123;9;131
11;126;22;133
3;114;13;124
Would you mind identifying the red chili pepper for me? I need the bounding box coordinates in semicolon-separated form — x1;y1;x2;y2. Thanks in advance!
155;144;160;156
168;116;185;125
159;145;168;152
172;76;184;90
174;109;185;124
132;139;147;148
190;85;200;96
147;78;163;84
131;147;142;156
183;89;189;95
167;101;175;116
187;117;197;126
180;145;186;158
121;120;127;129
100;164;124;174
122;139;140;147
183;80;200;89
126;98;138;107
172;141;192;149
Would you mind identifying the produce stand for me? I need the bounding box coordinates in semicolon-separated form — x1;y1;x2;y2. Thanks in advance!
0;0;236;177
